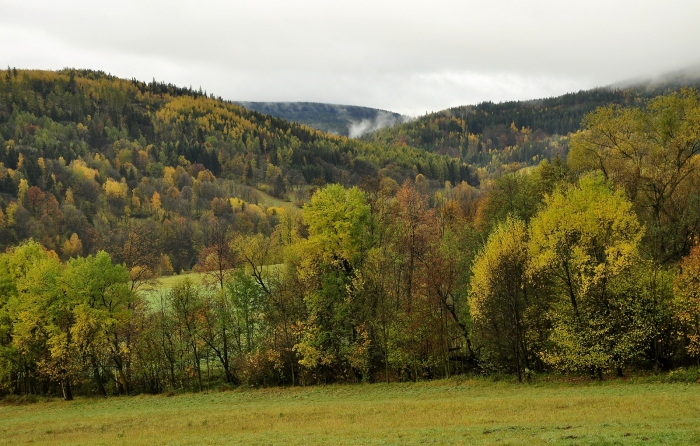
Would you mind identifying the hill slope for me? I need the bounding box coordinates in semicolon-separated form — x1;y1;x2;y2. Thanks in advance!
364;72;700;176
234;101;410;137
0;68;469;269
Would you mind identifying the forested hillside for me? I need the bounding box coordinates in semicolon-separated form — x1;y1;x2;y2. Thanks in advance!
0;68;469;270
1;68;700;400
365;75;700;178
234;101;409;137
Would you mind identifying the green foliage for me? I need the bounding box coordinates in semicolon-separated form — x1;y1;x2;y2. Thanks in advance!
528;173;651;374
569;89;700;263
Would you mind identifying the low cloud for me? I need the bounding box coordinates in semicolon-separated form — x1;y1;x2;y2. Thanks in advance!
348;111;412;138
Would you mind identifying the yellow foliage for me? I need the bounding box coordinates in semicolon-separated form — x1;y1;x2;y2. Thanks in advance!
229;197;246;212
17;179;29;202
61;233;83;258
163;166;176;186
65;188;75;205
103;178;128;200
675;244;700;357
266;206;285;217
151;191;162;210
5;202;17;227
197;169;215;182
160;254;174;276
131;194;141;209
70;159;98;180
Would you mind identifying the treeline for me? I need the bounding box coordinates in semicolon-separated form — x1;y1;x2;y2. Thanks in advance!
1;89;699;399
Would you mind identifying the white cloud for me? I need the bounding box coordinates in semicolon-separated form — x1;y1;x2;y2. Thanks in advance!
1;0;699;116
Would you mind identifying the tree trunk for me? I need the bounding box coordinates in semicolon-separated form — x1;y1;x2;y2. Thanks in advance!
62;380;73;401
92;358;107;398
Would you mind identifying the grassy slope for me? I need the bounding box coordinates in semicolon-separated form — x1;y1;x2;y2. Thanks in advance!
1;378;698;445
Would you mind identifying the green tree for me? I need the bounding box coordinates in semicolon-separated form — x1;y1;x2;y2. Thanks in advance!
293;184;374;381
569;89;700;263
63;251;134;396
528;173;651;377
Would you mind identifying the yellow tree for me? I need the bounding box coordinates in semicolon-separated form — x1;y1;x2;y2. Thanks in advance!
674;244;700;359
528;173;651;378
470;217;532;381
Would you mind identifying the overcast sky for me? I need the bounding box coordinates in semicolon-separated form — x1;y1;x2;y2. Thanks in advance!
1;0;699;116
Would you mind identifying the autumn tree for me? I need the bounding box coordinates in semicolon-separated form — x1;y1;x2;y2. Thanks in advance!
195;216;236;291
470;217;532;381
674;243;700;360
293;184;374;382
569;89;700;263
63;251;134;395
528;173;651;378
111;221;161;292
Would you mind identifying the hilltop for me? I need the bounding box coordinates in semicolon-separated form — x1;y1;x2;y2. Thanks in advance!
234;101;410;137
364;70;700;177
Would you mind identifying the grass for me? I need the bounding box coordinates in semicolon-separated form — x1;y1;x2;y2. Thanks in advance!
140;271;211;304
2;377;699;445
256;188;298;210
140;265;284;304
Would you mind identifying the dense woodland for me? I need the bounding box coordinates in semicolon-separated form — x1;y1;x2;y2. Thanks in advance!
366;75;700;176
0;69;700;400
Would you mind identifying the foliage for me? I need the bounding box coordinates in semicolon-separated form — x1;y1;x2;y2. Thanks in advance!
569;89;700;263
528;173;651;375
470;217;532;380
675;244;700;357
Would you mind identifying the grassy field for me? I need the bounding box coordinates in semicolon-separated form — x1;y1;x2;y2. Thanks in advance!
2;377;699;445
255;188;303;210
140;271;212;304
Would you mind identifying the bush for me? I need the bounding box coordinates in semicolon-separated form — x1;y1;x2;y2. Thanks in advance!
665;367;700;383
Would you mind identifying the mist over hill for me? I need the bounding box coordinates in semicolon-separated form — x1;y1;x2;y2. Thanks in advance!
234;101;411;137
362;68;700;173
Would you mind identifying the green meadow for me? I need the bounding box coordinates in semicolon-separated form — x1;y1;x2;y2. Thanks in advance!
2;377;698;445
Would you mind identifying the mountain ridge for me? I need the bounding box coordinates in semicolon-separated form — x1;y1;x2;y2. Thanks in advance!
234;101;411;137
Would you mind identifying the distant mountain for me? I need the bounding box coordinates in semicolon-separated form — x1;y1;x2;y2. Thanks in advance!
611;64;700;90
234;101;411;137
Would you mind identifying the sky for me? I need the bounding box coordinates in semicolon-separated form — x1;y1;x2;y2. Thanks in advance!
1;0;699;117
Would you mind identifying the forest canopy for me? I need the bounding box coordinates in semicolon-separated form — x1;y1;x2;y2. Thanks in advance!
1;68;700;399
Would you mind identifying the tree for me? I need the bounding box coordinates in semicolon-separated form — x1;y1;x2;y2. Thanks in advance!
3;242;78;399
111;221;161;292
168;279;205;391
195;217;236;291
63;251;134;395
528;173;651;377
61;233;83;259
569;89;700;263
470;217;532;381
674;243;700;360
293;184;374;381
